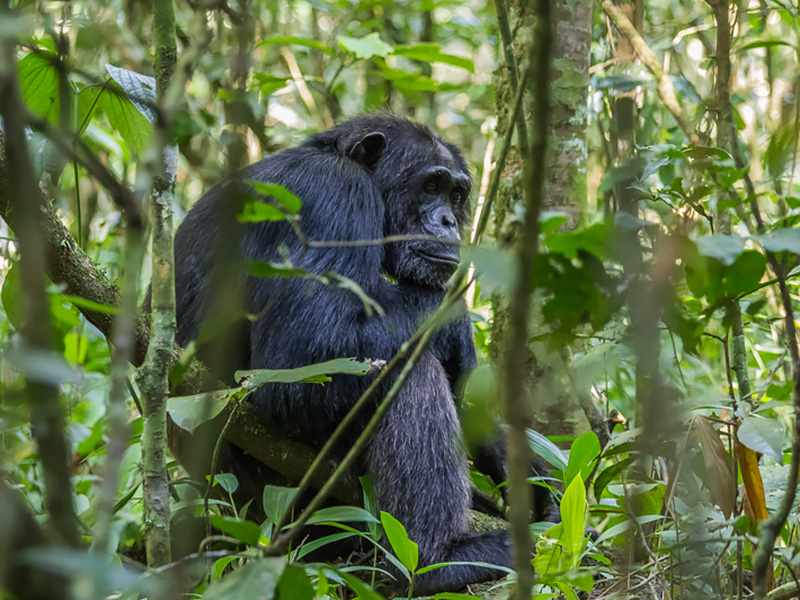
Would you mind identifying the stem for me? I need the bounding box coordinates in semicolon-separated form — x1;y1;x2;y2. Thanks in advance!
138;0;178;567
503;3;551;598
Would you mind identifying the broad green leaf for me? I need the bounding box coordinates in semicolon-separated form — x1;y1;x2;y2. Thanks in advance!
105;64;156;122
392;44;474;72
565;432;601;486
696;234;745;266
202;557;286;599
237;198;286;222
559;478;586;567
98;83;152;154
722;250;766;296
594;455;637;499
276;566;315;600
18;52;59;121
527;428;568;472
304;506;380;526
544;222;608;260
337;33;393;59
209;515;262;546
252;73;290;96
753;228;800;254
259;36;334;55
236;358;373;388
167;388;242;433
214;473;239;494
244;180;302;214
738;415;786;463
63;332;88;364
262;485;299;526
380;511;419;573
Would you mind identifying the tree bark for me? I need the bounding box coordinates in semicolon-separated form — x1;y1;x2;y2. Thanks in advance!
491;0;592;439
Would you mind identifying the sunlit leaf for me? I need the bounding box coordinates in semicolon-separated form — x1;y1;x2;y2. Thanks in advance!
167;388;243;433
565;432;600;486
380;512;419;573
392;44;474;72
244;180;302;214
337;33;393;59
18;52;59;122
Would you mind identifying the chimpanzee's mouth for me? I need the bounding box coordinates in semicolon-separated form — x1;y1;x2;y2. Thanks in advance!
416;249;460;266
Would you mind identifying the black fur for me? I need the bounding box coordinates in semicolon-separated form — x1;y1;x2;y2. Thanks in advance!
166;114;556;594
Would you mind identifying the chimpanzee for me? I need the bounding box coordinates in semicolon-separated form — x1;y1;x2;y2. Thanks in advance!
165;114;557;594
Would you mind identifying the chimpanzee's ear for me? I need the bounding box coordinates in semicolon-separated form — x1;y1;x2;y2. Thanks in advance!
348;131;386;170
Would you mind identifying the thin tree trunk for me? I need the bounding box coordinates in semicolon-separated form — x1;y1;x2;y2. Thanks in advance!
137;0;178;567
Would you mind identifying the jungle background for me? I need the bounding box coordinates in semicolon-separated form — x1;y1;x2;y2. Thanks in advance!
2;0;800;598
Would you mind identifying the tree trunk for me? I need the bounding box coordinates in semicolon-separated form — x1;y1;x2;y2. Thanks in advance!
491;0;591;439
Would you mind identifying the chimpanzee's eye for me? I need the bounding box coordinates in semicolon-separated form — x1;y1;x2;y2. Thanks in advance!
424;180;438;194
451;190;464;203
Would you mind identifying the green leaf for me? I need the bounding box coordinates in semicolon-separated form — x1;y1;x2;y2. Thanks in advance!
696;234;745;266
209;515;262;546
214;473;239;494
464;246;515;294
304;506;380;526
202;557;286;599
276;566;315;600
98;85;152;154
246;260;307;278
753;228;800;254
104;64;156;122
259;36;334;56
244;180;302;214
167;388;242;433
1;262;24;330
738;415;786;463
392;44;474;72
559;478;586;567
722;250;766;296
18;52;59;122
58;294;119;314
262;485;299;526
739;40;795;51
527;428;568;472
237;198;287;222
544;222;608;260
565;432;601;486
380;511;419;573
337;33;393;59
236;358;373;388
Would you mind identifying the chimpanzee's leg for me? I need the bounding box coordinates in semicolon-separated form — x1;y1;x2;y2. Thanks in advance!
365;354;511;594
